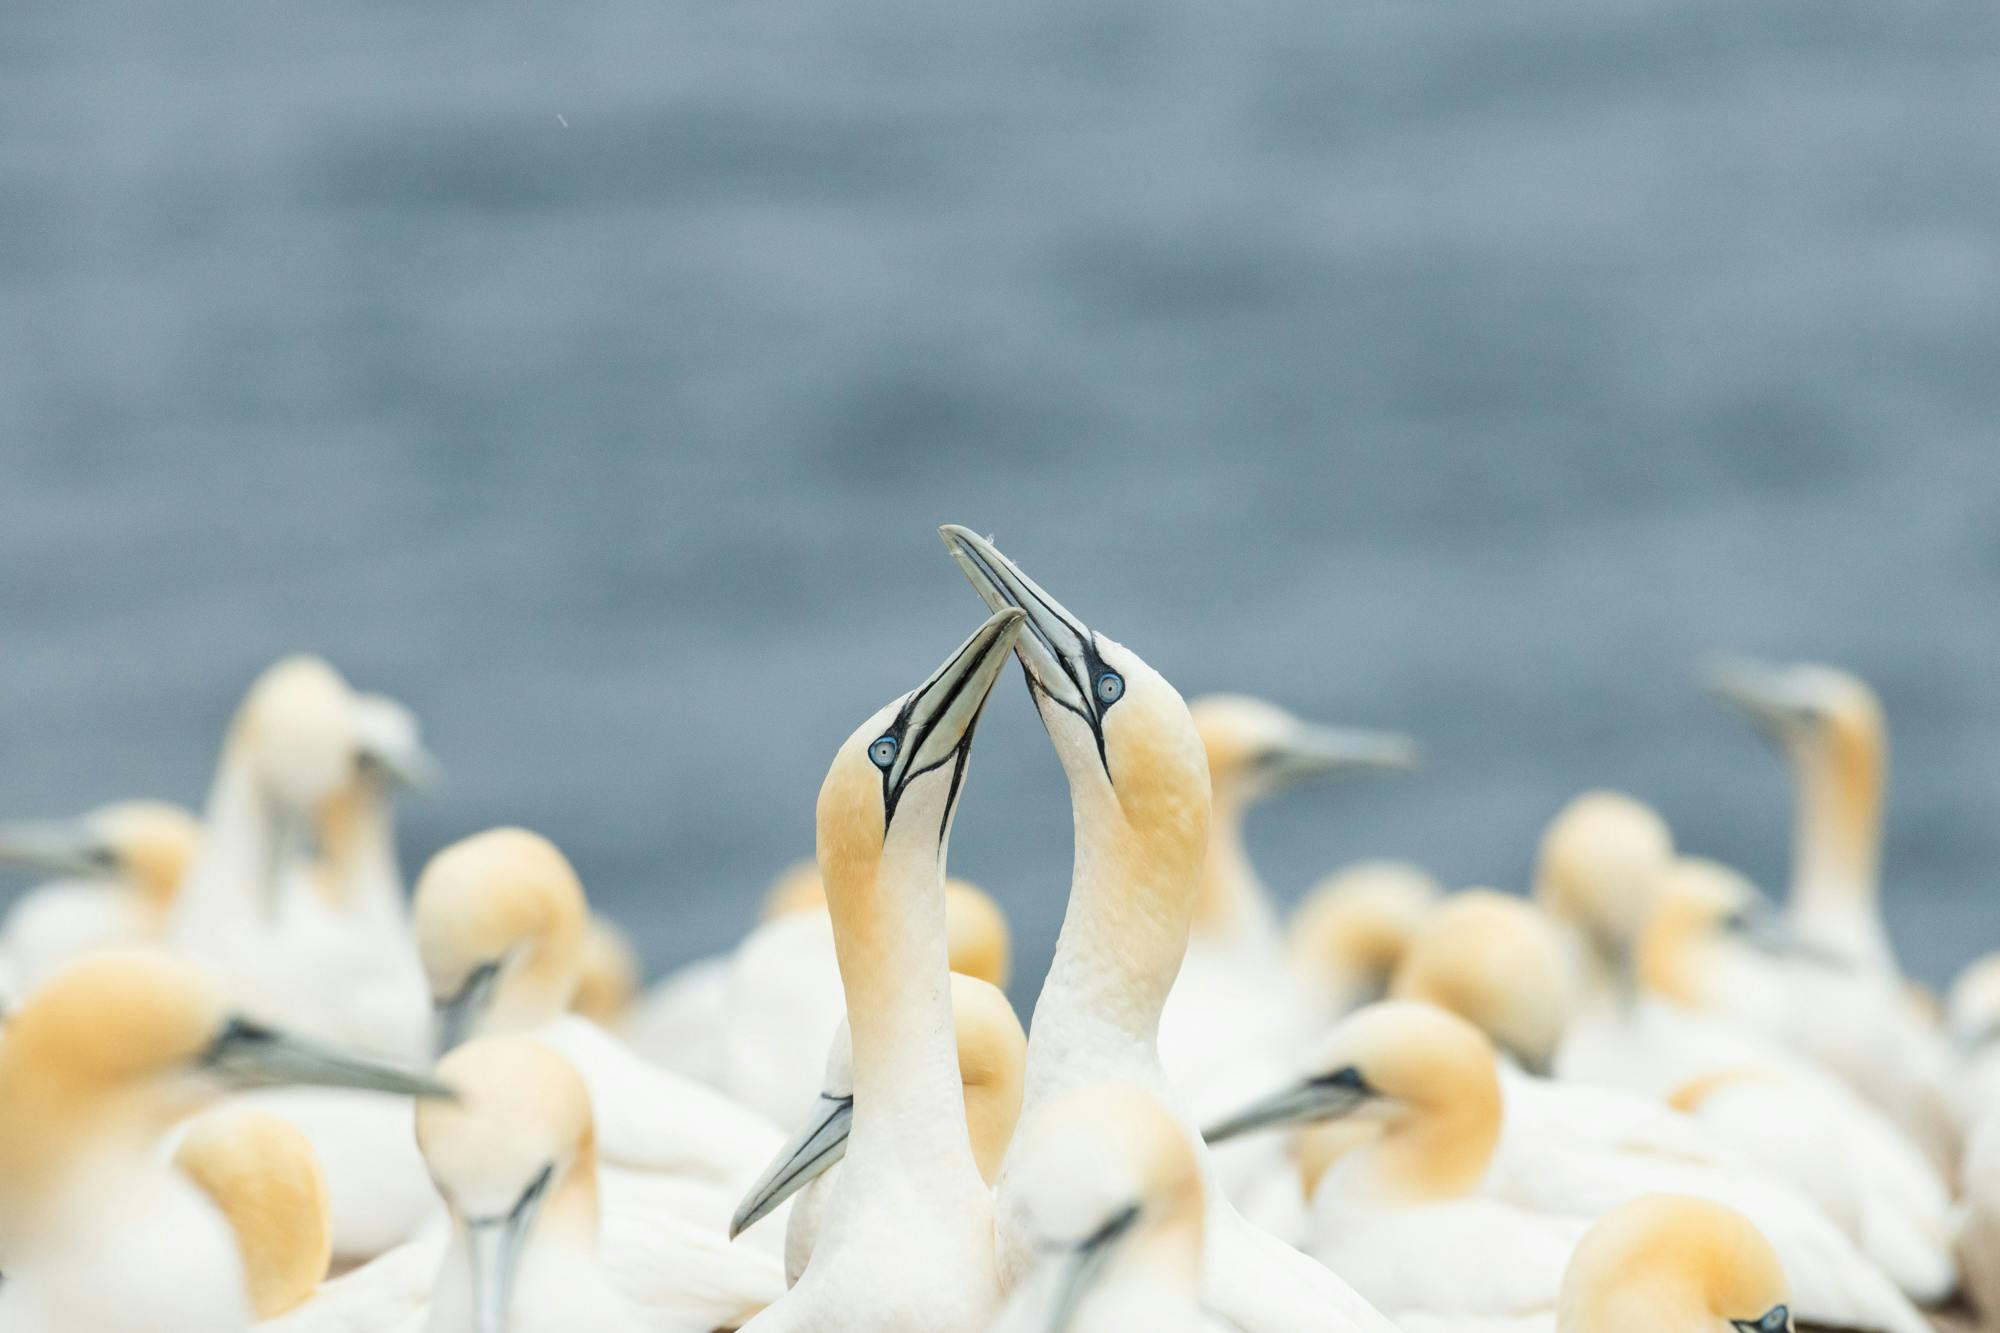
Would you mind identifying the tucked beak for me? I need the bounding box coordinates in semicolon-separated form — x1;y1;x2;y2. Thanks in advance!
1023;1204;1140;1333
0;820;118;879
1732;1304;1793;1333
203;1015;454;1098
434;961;503;1058
939;525;1102;718
466;1164;554;1333
1204;1075;1372;1145
1724;905;1852;971
1704;656;1817;742
730;1092;854;1239
1255;726;1419;788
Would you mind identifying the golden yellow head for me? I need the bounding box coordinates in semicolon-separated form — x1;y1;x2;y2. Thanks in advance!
2;948;228;1090
175;1108;331;1320
570;913;641;1026
944;878;1012;989
1288;859;1443;993
1559;1194;1791;1333
1391;889;1573;1073
1534;790;1675;962
232;656;365;812
1010;1080;1203;1253
1191;694;1415;805
949;973;1027;1182
418;1036;596;1226
1636;859;1760;1006
89;801;201;909
414;828;589;1040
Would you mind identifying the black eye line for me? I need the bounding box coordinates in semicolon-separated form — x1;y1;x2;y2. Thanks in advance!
881;652;988;831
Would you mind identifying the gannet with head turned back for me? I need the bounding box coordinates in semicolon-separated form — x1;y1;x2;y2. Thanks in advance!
415;827;783;1190
0;948;448;1333
1557;1195;1796;1333
939;525;1394;1333
741;607;1023;1333
0;800;200;992
1288;858;1442;1025
730;971;1027;1285
1206;1001;1931;1333
573;914;641;1027
988;1082;1227;1333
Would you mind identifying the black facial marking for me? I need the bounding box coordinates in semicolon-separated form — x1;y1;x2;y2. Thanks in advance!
1313;1065;1372;1096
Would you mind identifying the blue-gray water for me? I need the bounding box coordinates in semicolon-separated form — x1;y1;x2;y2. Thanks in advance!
2;0;1997;990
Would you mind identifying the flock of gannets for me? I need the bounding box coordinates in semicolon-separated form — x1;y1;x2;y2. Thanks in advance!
2;526;1998;1333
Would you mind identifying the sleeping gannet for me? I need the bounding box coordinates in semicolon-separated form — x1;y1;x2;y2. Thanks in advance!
1287;858;1442;1026
1555;1194;1795;1333
1204;1001;1929;1333
173;1108;335;1323
0;800;200;992
987;1082;1224;1333
415;827;783;1189
730;971;1026;1285
0;949;447;1333
573;914;642;1027
741;607;1024;1333
939;525;1393;1333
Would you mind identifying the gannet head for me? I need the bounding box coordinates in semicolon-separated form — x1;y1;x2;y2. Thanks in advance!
1390;889;1574;1075
939;526;1210;888
1001;1081;1203;1332
729;970;1028;1237
1705;657;1884;789
1533;790;1676;976
1558;1194;1793;1333
0;949;449;1209
1204;1000;1501;1199
569;914;640;1027
418;1037;596;1333
814;607;1024;933
1638;859;1839;1006
1189;694;1416;805
414;828;589;1054
174;1108;331;1319
1287;859;1442;1005
0;800;200;911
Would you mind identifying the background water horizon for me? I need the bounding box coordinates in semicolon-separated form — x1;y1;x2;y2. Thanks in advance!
3;0;1997;996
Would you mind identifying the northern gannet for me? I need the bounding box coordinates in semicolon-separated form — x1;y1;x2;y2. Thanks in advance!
573;913;642;1027
939;525;1394;1333
1206;1001;1929;1333
1555;1194;1796;1333
0;949;447;1333
987;1082;1224;1333
741;607;1024;1333
1287;858;1442;1026
173;1108;335;1322
730;971;1026;1285
0;800;200;992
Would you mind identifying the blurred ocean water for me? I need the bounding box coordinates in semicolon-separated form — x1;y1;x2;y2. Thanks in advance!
1;0;1997;989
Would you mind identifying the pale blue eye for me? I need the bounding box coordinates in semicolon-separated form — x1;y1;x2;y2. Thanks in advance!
1095;671;1124;705
869;736;899;769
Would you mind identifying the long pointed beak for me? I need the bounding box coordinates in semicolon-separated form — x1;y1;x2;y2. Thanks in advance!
1703;656;1816;741
939;525;1100;716
881;608;1026;803
466;1164;554;1333
1204;1077;1371;1145
1021;1205;1139;1333
355;694;445;793
1258;725;1419;788
203;1016;455;1098
0;820;118;879
364;740;444;794
730;1092;854;1238
433;961;502;1058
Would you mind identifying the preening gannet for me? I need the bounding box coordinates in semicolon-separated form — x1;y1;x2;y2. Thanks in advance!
939;524;1394;1333
573;914;642;1027
414;827;782;1189
730;971;1026;1286
1556;1194;1795;1333
1288;858;1443;1025
741;607;1023;1333
987;1082;1224;1333
0;800;200;992
174;1108;333;1322
1205;1001;1930;1333
418;1036;779;1333
0;948;447;1333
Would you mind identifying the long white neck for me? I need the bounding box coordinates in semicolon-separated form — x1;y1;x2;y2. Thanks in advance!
1022;781;1194;1118
320;776;407;932
1787;742;1890;971
171;738;286;947
1193;788;1280;954
823;836;987;1240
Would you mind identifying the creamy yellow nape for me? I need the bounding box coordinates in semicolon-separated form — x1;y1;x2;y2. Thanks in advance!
1390;889;1574;1073
0;948;231;1215
1292;1120;1385;1201
572;913;642;1026
949;973;1028;1184
175;1108;332;1319
1310;1001;1503;1205
1558;1194;1791;1333
1636;859;1760;1009
88;801;203;912
414;827;589;1030
1534;790;1676;985
1287;860;1442;1002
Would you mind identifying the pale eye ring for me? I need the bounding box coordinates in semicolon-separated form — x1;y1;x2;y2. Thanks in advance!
869;735;899;769
1094;671;1125;705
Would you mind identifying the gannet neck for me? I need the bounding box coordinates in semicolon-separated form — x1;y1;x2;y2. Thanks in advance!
312;772;403;921
172;739;287;943
1788;722;1885;958
1194;787;1276;946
